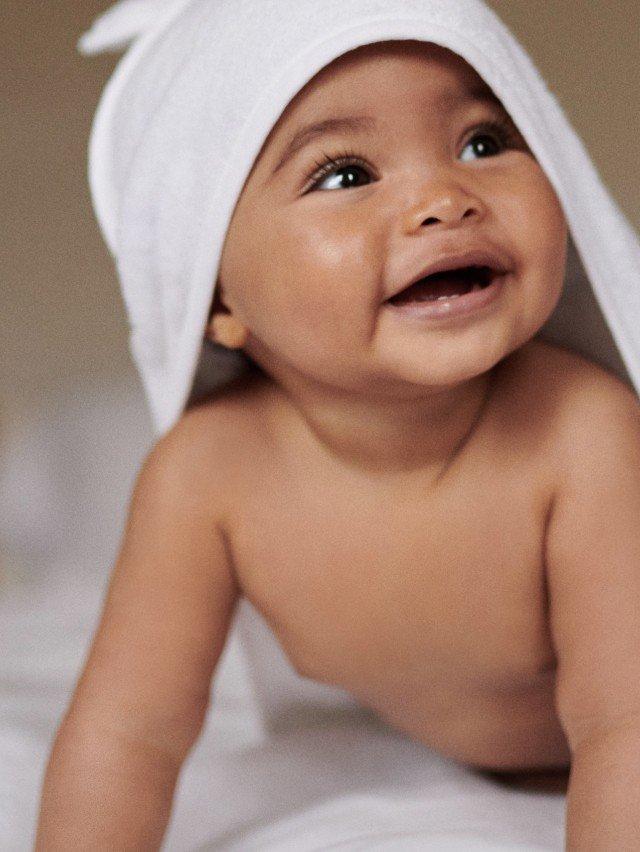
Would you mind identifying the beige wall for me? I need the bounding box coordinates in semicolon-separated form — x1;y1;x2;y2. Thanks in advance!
2;1;639;416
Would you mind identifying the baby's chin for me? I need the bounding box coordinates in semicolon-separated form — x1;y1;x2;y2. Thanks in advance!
368;335;519;391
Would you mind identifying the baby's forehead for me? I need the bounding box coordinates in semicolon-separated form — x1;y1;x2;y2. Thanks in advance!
270;40;503;139
245;39;511;188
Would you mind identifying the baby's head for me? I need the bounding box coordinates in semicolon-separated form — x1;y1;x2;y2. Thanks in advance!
206;40;568;398
86;0;629;436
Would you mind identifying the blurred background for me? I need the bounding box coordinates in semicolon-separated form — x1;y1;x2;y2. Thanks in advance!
2;0;639;589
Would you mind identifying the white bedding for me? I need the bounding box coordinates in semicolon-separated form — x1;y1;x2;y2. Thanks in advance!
0;380;567;850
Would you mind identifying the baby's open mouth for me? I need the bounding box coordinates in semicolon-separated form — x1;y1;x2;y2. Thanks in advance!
386;266;495;306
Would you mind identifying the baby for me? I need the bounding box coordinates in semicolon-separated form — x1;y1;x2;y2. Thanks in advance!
36;16;640;852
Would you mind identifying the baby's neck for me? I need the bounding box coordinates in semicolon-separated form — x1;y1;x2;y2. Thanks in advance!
258;365;500;482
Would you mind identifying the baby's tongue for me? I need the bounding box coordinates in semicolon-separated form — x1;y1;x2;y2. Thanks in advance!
392;269;477;304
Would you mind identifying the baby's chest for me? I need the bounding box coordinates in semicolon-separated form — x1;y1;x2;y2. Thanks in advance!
232;470;556;698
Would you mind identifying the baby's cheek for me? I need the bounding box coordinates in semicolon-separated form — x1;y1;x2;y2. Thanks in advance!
531;168;567;234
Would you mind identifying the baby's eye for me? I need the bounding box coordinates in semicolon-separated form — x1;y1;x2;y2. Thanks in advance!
305;154;371;193
459;120;518;162
303;120;520;193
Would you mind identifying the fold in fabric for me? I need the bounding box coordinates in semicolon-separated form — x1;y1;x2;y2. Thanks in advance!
78;0;187;54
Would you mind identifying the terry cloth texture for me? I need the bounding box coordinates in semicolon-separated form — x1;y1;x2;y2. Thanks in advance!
79;0;640;437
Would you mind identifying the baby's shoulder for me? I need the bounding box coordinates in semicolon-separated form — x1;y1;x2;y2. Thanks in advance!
508;338;640;468
164;372;274;479
514;337;638;411
131;377;273;545
508;338;637;404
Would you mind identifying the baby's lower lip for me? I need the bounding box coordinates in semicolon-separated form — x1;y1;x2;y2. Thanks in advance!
383;273;507;323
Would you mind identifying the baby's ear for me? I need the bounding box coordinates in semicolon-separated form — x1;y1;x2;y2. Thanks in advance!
204;282;227;338
206;313;248;349
204;281;247;348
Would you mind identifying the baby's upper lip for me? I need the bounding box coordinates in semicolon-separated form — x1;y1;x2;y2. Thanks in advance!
386;246;511;302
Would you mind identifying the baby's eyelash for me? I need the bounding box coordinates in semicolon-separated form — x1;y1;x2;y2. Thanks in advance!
301;117;522;192
303;148;369;192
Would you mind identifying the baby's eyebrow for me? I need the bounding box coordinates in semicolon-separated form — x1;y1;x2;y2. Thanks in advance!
270;85;508;178
272;116;377;176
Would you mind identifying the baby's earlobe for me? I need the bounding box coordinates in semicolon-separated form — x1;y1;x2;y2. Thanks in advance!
207;313;248;349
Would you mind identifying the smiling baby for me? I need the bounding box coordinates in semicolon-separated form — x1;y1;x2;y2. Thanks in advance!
36;8;640;851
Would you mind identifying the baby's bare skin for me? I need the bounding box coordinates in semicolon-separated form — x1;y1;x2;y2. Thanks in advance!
202;336;580;794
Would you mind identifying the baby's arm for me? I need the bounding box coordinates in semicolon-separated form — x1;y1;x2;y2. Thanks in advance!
544;368;640;850
35;416;239;850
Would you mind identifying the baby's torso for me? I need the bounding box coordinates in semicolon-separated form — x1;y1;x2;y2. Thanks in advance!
210;339;576;784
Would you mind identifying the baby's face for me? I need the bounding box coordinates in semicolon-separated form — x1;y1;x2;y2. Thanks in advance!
214;40;568;393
